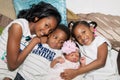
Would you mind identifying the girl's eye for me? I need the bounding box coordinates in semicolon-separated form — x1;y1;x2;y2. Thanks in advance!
49;29;53;34
76;36;80;39
53;35;57;39
59;41;64;44
82;31;85;34
45;24;49;28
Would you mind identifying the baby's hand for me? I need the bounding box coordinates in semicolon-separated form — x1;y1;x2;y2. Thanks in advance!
56;57;65;64
80;57;86;66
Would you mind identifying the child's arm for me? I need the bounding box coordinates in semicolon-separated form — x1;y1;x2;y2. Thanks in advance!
50;56;65;68
61;42;108;80
7;23;41;71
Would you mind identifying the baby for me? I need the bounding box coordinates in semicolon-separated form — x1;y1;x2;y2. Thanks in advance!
47;40;85;80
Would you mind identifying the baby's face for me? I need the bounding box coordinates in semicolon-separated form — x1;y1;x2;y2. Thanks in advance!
65;50;79;63
47;28;67;49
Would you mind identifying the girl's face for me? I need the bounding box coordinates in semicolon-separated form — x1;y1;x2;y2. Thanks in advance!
47;29;67;49
73;24;94;45
65;50;79;63
32;16;57;37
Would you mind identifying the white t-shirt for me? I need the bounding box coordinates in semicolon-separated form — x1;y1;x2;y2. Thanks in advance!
0;18;31;60
0;18;32;79
79;36;120;80
18;43;62;80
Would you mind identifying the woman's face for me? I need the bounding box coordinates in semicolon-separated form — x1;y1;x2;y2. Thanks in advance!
33;16;57;37
47;29;67;49
73;24;94;45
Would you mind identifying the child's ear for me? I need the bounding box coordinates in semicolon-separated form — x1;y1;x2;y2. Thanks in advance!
90;26;94;32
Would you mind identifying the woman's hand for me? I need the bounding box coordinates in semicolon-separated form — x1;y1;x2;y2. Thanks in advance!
60;69;78;80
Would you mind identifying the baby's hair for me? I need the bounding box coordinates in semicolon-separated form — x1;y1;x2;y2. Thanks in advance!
17;1;61;25
57;24;70;40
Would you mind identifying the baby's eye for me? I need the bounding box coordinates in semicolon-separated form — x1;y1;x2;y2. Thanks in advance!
70;54;73;56
76;55;79;57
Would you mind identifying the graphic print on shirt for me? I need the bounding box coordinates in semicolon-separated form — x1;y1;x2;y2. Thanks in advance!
32;44;56;61
20;35;31;52
1;52;7;63
20;35;56;61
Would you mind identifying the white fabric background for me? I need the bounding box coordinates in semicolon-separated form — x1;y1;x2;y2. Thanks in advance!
66;0;120;16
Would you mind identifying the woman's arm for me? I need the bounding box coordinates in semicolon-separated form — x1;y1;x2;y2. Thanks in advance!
61;42;108;80
7;23;41;71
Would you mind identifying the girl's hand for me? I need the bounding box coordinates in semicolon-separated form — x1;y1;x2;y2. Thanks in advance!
60;69;78;80
80;57;86;66
31;36;48;44
30;36;41;44
80;57;86;63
